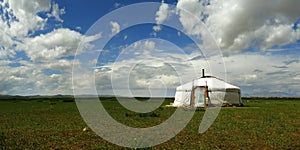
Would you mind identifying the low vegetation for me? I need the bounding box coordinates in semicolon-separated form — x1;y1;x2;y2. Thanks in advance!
0;97;299;149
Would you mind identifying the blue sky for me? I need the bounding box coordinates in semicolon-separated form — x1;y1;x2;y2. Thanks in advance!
56;0;169;32
1;0;300;97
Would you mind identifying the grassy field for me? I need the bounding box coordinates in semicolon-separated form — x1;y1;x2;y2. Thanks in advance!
0;97;299;149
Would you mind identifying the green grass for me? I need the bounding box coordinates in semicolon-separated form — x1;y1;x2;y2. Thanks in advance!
0;98;299;149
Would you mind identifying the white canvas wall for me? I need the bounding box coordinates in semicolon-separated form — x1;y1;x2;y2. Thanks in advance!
173;77;241;107
173;91;191;107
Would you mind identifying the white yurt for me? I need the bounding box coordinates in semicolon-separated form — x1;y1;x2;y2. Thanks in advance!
173;74;242;107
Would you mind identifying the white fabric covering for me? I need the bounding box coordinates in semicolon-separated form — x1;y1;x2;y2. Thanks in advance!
173;77;241;107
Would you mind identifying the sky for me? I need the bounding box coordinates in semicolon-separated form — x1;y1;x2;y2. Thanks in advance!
0;0;300;97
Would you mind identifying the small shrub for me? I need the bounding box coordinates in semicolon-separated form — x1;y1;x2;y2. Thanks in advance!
149;112;160;117
50;102;56;105
139;113;148;117
62;99;74;102
139;112;160;118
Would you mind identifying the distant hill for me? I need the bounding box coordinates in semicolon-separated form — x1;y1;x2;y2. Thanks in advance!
0;95;299;101
0;95;74;100
242;97;300;100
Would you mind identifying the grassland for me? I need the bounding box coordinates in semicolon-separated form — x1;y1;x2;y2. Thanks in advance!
0;97;299;149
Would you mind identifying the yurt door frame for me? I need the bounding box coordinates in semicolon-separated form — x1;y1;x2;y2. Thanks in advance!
191;86;208;107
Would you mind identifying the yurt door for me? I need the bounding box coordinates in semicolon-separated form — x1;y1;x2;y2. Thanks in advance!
194;87;205;107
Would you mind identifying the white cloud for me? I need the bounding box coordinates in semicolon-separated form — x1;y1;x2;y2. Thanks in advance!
153;25;162;32
133;40;156;51
114;3;122;8
124;35;128;40
261;24;300;50
176;0;205;35
176;0;300;52
153;2;169;31
0;32;15;58
293;75;300;80
110;21;120;35
19;28;101;62
0;63;73;95
136;74;180;88
0;0;51;37
44;59;78;73
0;1;101;95
119;40;157;56
177;31;181;36
0;0;67;58
48;2;65;22
75;26;82;31
22;28;81;61
223;52;300;96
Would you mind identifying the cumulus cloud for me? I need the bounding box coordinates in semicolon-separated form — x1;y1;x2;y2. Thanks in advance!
0;30;15;58
0;61;73;95
20;28;82;61
110;21;120;35
44;59;78;73
223;52;300;96
19;28;101;62
153;2;169;32
133;40;155;50
0;0;67;58
0;0;51;37
48;2;66;22
0;1;101;95
135;74;180;88
117;40;157;57
176;0;206;35
176;0;300;52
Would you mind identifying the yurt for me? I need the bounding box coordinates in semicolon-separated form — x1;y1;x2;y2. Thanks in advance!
173;72;242;107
